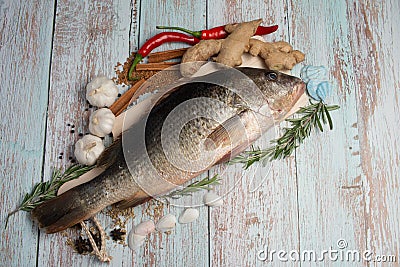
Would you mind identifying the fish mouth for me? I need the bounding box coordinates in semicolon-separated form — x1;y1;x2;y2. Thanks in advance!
292;81;306;105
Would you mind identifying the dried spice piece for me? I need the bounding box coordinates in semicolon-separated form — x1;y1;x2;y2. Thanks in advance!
114;53;164;86
74;236;93;254
110;228;126;241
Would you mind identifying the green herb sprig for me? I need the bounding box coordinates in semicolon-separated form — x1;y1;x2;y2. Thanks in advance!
6;164;93;227
164;174;221;200
231;101;340;169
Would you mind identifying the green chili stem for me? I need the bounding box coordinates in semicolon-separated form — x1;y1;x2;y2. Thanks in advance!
128;54;143;80
156;25;202;39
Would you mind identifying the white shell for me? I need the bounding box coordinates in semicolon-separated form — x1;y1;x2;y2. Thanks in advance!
89;108;116;137
155;214;177;232
203;192;223;207
74;134;105;166
178;208;199;224
128;233;146;250
86;76;118;107
134;220;155;236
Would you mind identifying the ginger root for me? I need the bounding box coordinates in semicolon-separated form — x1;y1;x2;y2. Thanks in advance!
180;19;305;76
248;39;305;70
181;39;223;76
215;19;262;67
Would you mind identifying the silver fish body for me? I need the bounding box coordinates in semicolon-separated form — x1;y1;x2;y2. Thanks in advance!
32;67;305;233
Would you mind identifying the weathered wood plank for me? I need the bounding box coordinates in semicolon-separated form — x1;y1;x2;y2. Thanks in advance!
346;0;400;265
206;2;301;266
289;0;367;266
36;0;133;266
0;1;55;266
134;1;209;266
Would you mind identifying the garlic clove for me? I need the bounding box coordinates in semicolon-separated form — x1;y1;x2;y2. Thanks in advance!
178;208;200;224
74;134;104;166
203;192;223;207
128;233;146;250
134;220;155;236
86;76;119;107
155;214;177;232
89;108;116;137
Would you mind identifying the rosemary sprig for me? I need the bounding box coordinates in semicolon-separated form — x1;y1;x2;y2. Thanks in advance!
231;101;340;168
164;174;221;199
6;164;93;227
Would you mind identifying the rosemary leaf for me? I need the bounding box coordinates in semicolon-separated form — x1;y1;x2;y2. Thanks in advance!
164;175;221;200
6;164;93;228
231;101;340;167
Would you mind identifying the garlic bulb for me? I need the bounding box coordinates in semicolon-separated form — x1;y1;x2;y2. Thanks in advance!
86;76;119;107
203;192;223;207
128;233;146;250
89;108;115;137
74;134;105;166
134;220;155;236
155;214;177;232
178;208;199;224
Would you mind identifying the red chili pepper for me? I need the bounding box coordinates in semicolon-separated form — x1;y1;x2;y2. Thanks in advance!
156;24;279;40
128;32;200;80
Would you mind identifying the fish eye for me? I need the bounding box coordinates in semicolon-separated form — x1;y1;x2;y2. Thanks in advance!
266;71;278;80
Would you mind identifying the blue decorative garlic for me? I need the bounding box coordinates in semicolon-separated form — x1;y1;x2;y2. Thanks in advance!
300;65;328;83
315;81;332;101
86;76;119;107
306;80;332;101
301;65;333;101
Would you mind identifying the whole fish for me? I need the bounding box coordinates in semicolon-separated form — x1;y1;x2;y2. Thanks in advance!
31;67;305;233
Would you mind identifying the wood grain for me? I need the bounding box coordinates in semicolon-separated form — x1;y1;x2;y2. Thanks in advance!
0;1;54;266
289;0;367;266
347;0;400;265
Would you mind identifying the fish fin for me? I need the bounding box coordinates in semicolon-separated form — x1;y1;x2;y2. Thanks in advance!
31;188;96;234
96;136;122;168
204;113;248;151
116;191;152;210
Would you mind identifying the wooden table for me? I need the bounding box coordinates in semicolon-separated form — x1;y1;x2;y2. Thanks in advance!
1;0;399;266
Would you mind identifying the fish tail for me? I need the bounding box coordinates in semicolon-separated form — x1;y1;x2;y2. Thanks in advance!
31;188;97;234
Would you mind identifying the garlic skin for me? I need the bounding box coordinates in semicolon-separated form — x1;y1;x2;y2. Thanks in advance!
156;214;177;232
74;134;105;166
128;233;146;250
203;192;223;207
86;76;119;107
134;220;156;236
89;108;116;137
178;208;199;224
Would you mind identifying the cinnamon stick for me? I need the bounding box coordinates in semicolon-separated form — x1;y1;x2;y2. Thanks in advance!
135;62;179;71
109;78;145;116
147;48;188;63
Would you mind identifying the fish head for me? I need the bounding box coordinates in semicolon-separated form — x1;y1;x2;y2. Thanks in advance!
238;67;306;116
